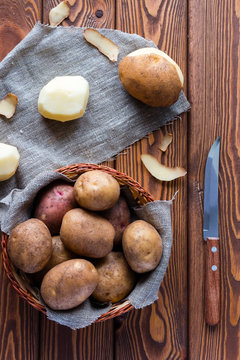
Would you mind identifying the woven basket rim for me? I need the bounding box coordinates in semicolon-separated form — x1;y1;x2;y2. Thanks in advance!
1;163;154;323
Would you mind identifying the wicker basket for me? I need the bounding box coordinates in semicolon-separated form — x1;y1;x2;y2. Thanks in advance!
1;163;154;322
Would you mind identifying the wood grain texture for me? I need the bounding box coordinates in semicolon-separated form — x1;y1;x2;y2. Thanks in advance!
115;0;188;359
0;0;41;60
43;0;115;28
0;255;40;360
188;0;240;358
205;238;220;326
38;2;115;359
0;1;41;359
39;315;114;360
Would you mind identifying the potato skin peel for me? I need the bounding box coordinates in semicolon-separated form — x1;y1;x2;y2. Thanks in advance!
49;1;70;26
83;28;119;62
0;93;18;119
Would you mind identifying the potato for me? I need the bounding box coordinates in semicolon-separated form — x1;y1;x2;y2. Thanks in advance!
33;180;78;235
47;235;76;267
92;252;136;303
101;196;131;248
122;220;163;273
40;259;98;310
0;143;20;181
74;170;120;211
60;208;114;258
32;235;76;285
118;48;184;107
38;76;89;122
7;219;52;273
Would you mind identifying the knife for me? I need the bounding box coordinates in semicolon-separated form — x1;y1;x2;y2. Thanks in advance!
203;136;220;326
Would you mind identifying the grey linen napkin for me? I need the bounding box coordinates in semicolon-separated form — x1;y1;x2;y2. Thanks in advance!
0;170;173;329
0;23;190;203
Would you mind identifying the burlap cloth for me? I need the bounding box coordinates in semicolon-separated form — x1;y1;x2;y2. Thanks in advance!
0;23;189;328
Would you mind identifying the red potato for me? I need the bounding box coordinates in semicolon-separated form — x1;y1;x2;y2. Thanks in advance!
33;180;78;235
101;196;131;248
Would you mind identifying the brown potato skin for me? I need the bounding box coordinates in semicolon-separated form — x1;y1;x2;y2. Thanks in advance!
32;235;76;285
7;219;52;273
92;252;136;303
40;259;98;310
74;170;120;211
119;53;182;107
101;196;131;248
33;180;78;235
60;208;114;258
122;220;163;273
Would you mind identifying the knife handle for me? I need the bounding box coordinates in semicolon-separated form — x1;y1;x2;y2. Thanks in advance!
205;237;220;326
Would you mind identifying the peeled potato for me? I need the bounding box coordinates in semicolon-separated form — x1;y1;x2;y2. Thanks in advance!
38;76;89;122
119;47;184;107
0;143;20;181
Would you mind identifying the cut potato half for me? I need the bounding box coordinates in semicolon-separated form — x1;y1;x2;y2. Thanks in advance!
0;143;20;181
0;93;18;119
141;154;186;181
49;1;70;26
83;28;119;62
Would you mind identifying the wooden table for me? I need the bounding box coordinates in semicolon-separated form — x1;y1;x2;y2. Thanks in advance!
0;0;239;359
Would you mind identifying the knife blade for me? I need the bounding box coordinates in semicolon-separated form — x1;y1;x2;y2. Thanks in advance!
203;136;220;326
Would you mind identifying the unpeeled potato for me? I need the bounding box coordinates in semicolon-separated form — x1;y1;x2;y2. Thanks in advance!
41;259;98;310
33;180;78;235
101;196;131;248
74;170;120;211
31;235;76;285
122;220;163;273
119;48;184;107
92;252;136;303
7;219;52;273
60;208;115;258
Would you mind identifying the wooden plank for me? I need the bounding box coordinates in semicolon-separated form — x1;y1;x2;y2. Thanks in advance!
43;0;115;27
0;1;42;358
0;260;40;360
0;0;41;60
39;315;114;360
38;2;115;359
188;0;240;358
115;0;188;359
